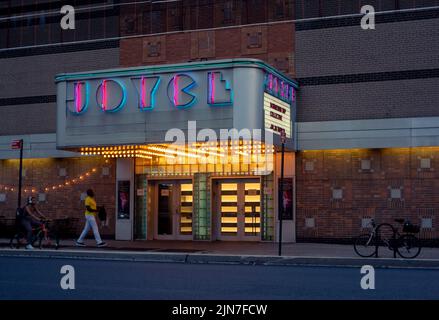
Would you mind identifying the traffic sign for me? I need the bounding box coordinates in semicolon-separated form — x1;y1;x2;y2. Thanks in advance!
11;140;23;150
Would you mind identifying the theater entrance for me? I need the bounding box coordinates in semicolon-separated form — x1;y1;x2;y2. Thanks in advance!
153;180;193;240
213;178;261;241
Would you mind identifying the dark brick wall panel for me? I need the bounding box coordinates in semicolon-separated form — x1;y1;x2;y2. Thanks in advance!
296;148;439;240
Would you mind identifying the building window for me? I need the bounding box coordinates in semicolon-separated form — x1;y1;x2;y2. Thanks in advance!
151;10;163;34
275;0;286;18
223;0;234;24
168;5;183;31
123;16;137;35
245;0;266;24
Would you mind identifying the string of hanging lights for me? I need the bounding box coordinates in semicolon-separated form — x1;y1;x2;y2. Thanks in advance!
0;168;98;194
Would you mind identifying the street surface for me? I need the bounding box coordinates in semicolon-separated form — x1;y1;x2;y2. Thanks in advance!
1;256;438;300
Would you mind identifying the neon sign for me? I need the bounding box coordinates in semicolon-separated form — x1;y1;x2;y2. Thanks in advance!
166;74;197;109
207;71;233;106
131;76;161;111
264;72;295;104
95;79;127;113
69;72;232;115
72;81;89;114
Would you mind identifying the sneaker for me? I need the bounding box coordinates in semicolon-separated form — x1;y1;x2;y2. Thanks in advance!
25;244;34;250
97;242;107;247
75;241;86;247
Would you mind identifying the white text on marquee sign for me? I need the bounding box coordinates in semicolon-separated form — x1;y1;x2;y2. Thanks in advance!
264;93;292;139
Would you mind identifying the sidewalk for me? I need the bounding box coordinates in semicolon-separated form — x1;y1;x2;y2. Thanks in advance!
2;239;439;268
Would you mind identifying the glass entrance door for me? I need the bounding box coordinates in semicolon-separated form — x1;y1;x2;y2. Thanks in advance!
157;183;174;237
156;180;193;240
217;179;261;241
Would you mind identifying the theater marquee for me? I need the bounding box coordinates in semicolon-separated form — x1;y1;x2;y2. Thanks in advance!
55;59;298;150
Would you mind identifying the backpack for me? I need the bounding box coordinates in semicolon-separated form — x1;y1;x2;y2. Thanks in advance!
98;206;107;221
16;207;26;218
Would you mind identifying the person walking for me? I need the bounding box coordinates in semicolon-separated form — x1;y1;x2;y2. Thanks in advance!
75;189;107;247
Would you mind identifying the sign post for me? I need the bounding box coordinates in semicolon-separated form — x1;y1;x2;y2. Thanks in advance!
278;131;286;256
11;139;24;208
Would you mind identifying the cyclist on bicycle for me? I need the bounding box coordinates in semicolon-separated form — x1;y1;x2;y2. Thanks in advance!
20;196;48;250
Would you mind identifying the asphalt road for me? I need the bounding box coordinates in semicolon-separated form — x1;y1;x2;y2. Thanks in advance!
0;256;438;300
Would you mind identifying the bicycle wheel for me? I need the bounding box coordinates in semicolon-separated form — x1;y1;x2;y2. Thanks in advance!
9;233;23;249
397;234;421;259
354;234;377;257
32;231;44;249
376;223;395;250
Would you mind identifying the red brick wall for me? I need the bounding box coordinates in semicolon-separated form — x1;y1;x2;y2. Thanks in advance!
120;22;295;78
296;148;439;241
0;157;116;238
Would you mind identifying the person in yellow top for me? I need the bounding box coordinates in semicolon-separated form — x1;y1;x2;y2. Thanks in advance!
75;189;107;247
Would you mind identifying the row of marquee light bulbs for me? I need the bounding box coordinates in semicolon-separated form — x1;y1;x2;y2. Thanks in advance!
0;168;98;194
80;142;276;159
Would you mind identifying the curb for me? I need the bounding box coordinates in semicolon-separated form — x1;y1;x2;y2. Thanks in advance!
1;249;439;269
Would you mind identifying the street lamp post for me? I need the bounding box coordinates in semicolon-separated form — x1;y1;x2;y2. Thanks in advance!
278;132;286;256
11;139;24;208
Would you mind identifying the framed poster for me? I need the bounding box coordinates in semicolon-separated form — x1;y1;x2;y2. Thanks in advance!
118;180;130;219
278;177;293;220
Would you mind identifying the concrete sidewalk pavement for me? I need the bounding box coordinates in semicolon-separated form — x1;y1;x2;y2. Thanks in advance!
2;238;439;268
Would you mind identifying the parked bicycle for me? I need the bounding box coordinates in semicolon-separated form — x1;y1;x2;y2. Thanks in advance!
9;218;59;249
354;218;422;259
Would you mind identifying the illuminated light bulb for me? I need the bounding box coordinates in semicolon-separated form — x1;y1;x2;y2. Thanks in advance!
45;188;49;191
79;176;84;180
10;188;14;191
72;179;77;183
58;184;62;188
92;168;97;172
52;186;56;190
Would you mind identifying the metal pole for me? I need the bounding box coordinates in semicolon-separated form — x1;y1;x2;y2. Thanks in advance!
278;141;285;256
17;139;23;208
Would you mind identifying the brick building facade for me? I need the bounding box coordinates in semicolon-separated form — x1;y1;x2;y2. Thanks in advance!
297;148;439;242
295;6;439;243
1;0;439;243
